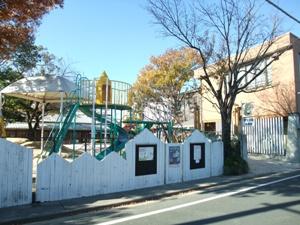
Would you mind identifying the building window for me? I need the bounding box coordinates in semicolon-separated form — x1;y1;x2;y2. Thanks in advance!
245;59;272;90
204;122;216;132
237;59;272;89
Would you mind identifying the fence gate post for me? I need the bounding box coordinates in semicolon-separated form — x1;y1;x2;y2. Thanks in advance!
286;114;300;162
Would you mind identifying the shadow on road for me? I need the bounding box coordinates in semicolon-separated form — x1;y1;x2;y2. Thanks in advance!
174;199;300;225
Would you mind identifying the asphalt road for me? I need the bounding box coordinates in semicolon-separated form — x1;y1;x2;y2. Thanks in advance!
28;172;300;225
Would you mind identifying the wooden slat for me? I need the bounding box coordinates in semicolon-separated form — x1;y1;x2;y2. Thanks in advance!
36;129;224;202
0;138;32;208
36;129;166;202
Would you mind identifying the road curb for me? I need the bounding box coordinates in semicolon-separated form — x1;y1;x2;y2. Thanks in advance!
1;170;299;225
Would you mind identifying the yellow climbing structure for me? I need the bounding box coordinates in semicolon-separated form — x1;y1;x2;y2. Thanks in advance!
96;71;112;104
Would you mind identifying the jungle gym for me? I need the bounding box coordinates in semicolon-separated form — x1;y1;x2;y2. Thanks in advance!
37;73;173;160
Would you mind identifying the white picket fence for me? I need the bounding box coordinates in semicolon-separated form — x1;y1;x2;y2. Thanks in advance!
36;129;165;202
0;138;32;208
242;116;285;156
36;129;224;202
182;130;211;181
165;131;223;184
0;129;224;206
211;141;224;176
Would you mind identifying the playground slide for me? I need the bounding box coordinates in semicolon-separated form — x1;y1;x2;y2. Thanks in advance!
79;105;129;160
47;103;80;155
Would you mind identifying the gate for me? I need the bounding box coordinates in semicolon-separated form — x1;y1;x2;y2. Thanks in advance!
242;116;286;156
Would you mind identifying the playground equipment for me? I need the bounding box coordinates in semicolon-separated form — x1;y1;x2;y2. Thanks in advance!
42;73;173;160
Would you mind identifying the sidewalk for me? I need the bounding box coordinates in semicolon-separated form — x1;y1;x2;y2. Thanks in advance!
247;154;300;174
0;156;299;225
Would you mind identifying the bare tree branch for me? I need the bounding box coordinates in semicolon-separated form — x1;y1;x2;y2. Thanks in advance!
147;0;286;156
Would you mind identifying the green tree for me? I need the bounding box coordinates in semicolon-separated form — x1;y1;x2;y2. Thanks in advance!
0;68;24;122
0;40;71;140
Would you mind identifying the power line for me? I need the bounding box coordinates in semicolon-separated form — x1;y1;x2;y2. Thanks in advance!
265;0;300;24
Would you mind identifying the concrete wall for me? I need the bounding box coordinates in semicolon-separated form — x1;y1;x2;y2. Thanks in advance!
0;138;32;208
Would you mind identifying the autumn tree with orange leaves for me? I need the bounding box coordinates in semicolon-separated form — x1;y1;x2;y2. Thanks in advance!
0;0;63;60
147;0;290;159
129;48;199;141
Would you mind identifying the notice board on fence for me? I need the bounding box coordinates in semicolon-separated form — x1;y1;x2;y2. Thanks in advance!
169;145;181;165
135;144;157;176
190;143;205;169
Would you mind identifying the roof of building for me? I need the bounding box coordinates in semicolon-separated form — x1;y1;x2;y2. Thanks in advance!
5;122;93;131
43;110;92;124
6;110;92;131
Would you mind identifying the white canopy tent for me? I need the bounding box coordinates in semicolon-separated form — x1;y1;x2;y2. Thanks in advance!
0;75;77;151
0;75;76;103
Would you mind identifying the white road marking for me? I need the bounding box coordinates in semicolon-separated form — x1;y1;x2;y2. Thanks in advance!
97;174;300;225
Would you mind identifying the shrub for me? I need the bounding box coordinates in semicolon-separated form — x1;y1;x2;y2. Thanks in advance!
224;155;249;175
223;137;249;175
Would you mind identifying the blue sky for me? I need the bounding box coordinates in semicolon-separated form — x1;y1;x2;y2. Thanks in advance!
35;0;300;84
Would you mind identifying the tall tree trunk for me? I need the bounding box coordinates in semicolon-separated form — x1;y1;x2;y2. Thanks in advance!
27;121;36;140
221;106;233;159
26;103;41;141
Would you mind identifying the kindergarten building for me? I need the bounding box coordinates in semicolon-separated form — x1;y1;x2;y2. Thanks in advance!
192;32;300;134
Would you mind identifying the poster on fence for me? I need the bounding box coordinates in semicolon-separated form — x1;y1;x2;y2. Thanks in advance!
135;144;157;176
138;146;154;161
193;145;201;163
169;145;180;165
190;143;205;169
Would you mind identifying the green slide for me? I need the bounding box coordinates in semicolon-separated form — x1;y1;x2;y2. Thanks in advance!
48;103;80;155
79;105;129;160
